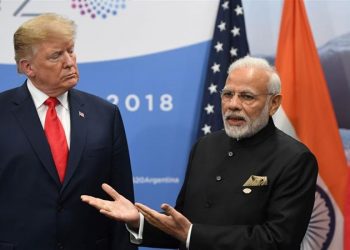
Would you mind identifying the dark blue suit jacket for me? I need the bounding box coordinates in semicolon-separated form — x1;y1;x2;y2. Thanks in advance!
0;83;137;250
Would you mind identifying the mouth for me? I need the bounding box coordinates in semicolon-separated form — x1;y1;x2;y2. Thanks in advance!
225;114;246;126
63;73;78;80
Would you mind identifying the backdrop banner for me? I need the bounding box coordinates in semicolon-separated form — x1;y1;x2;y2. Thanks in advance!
0;1;349;249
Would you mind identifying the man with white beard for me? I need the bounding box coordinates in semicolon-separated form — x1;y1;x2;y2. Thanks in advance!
221;56;281;139
81;56;318;250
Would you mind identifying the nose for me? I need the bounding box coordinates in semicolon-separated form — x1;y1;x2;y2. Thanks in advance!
63;51;75;68
227;93;243;109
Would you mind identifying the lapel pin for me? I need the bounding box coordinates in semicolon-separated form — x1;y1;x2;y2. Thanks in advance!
243;188;252;194
79;111;85;118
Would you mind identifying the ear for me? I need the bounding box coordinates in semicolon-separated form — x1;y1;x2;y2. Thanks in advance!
269;94;282;116
19;59;35;77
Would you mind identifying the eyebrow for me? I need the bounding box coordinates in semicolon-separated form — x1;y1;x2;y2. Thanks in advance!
223;88;256;94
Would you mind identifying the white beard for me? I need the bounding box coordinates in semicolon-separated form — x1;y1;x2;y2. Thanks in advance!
223;102;270;139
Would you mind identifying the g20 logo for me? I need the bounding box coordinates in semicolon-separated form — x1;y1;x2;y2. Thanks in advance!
12;0;127;19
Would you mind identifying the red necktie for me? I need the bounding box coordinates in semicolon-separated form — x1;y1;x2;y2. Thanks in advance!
44;97;69;182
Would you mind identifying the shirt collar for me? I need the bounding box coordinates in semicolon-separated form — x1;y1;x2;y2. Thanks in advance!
26;79;69;110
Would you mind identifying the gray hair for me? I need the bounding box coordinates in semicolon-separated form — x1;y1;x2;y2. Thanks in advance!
228;55;281;95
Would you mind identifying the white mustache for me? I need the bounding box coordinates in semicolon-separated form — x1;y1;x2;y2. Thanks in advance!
224;111;247;121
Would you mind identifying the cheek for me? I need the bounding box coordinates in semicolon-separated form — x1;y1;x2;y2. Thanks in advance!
246;105;265;119
41;64;60;74
221;101;227;113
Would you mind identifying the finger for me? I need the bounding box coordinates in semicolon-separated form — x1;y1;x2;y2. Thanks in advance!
135;203;161;219
101;183;120;201
135;202;152;212
161;203;180;218
160;203;174;215
81;195;100;204
161;203;185;222
80;195;91;202
81;195;108;210
135;203;158;214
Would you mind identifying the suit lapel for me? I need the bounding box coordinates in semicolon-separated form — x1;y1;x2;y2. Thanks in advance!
61;89;88;192
11;84;61;186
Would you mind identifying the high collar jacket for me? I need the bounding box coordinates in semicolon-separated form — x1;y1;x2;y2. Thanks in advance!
142;119;318;250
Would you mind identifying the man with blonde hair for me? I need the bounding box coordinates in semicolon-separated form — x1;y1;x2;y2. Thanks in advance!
82;56;318;249
0;13;136;250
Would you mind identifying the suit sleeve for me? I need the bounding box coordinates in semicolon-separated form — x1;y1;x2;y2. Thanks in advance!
189;151;318;250
109;106;138;250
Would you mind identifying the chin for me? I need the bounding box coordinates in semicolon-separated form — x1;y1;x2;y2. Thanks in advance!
224;123;249;139
67;78;78;87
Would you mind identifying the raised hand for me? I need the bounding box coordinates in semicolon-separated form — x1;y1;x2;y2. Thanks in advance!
81;183;140;229
135;202;191;243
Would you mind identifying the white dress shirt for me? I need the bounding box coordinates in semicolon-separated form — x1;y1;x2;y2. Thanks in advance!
127;213;193;249
26;79;71;147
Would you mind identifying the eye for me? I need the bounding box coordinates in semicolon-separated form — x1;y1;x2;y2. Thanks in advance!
48;51;62;61
221;90;233;98
238;93;255;101
68;47;75;54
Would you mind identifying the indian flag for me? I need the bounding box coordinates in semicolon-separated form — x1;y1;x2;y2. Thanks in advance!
273;0;350;249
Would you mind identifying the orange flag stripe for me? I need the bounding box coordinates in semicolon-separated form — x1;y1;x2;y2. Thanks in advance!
275;0;348;213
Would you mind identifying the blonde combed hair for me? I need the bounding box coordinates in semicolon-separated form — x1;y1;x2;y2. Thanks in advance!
14;13;76;73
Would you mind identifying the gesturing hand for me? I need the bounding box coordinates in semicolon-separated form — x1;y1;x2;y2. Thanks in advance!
81;183;140;229
135;202;192;243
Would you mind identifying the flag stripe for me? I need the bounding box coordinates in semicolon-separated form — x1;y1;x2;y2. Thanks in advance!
276;0;348;213
275;0;350;249
197;0;249;138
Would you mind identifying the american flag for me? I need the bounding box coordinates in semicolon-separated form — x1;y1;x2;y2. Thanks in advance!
197;0;250;138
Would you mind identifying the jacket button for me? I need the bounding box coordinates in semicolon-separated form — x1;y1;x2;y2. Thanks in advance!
216;175;222;181
228;151;234;157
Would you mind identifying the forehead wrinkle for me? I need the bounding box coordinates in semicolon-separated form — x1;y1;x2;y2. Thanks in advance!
226;67;270;93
